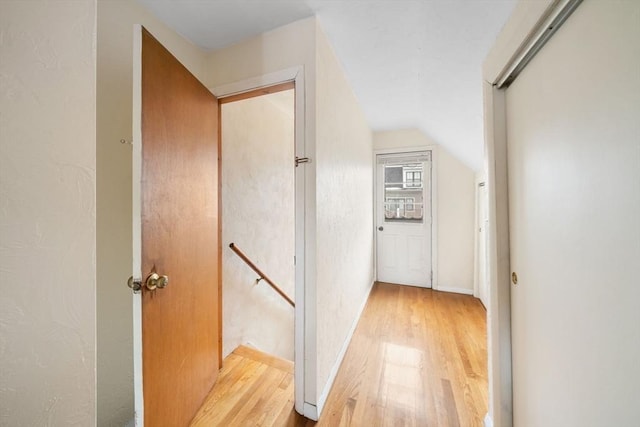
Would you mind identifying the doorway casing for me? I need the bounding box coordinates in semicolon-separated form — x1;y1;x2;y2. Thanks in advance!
473;177;489;308
212;66;308;416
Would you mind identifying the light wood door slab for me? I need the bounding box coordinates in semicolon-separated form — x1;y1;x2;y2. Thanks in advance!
140;27;219;426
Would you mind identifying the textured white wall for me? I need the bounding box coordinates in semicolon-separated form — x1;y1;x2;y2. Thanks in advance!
315;24;375;406
205;18;316;89
96;1;208;424
506;1;640;425
373;129;476;292
437;148;476;292
0;1;97;425
221;91;295;361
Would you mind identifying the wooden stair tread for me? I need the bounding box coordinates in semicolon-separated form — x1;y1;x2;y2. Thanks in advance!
190;345;305;426
232;345;294;373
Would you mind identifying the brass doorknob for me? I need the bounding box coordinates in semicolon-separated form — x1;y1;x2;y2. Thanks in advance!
145;273;169;290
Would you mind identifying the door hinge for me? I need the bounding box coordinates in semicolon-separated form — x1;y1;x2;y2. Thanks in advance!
295;156;311;167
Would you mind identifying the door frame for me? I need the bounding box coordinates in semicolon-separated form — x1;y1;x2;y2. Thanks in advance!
372;146;438;289
132;25;143;424
212;66;307;415
473;176;488;308
482;1;582;426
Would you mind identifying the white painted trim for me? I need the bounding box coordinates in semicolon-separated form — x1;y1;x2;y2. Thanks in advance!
211;66;308;416
473;174;485;300
484;413;494;427
371;149;378;282
473;177;481;299
292;68;307;417
212;66;302;98
483;80;513;427
373;145;435;156
131;24;144;427
431;147;439;290
303;402;317;421
372;146;438;289
437;286;474;296
315;281;375;418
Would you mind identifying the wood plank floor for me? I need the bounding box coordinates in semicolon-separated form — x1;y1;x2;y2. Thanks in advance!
190;345;298;426
191;282;487;426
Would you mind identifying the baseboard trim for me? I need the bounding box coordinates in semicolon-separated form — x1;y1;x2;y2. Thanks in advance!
303;402;318;421
437;285;474;295
484;413;493;427
315;280;375;418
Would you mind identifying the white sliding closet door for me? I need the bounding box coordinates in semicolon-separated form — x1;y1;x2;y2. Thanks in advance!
506;1;640;425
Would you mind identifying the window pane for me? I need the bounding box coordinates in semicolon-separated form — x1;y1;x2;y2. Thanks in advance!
384;163;424;223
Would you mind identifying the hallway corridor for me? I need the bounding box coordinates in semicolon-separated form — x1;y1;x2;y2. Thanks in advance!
192;282;487;426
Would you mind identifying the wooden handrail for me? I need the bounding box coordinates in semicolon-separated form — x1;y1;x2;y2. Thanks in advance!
229;243;295;308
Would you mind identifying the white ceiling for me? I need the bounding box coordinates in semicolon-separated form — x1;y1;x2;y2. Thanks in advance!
136;0;517;171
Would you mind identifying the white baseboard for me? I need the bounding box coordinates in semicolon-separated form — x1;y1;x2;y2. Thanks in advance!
315;281;375;418
484;413;493;427
436;285;474;295
303;402;318;421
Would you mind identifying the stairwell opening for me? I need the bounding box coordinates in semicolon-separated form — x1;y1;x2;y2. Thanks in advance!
220;86;296;364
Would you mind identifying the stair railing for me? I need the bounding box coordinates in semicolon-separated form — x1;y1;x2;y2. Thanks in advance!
228;243;295;308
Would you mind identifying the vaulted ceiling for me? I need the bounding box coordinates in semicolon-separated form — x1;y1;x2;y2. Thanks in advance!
136;0;517;171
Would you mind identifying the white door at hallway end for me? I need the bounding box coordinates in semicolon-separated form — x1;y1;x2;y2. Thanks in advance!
376;151;432;288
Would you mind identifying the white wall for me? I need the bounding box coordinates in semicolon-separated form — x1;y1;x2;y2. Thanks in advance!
221;91;295;361
205;18;316;89
0;1;97;425
437;148;476;292
505;1;640;425
373;129;476;293
314;23;375;411
96;1;208;424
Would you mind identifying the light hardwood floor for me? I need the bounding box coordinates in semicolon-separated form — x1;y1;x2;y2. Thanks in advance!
191;282;487;426
190;345;298;426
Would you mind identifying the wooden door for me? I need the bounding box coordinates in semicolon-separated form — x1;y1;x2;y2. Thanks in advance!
376;152;432;287
134;27;220;426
